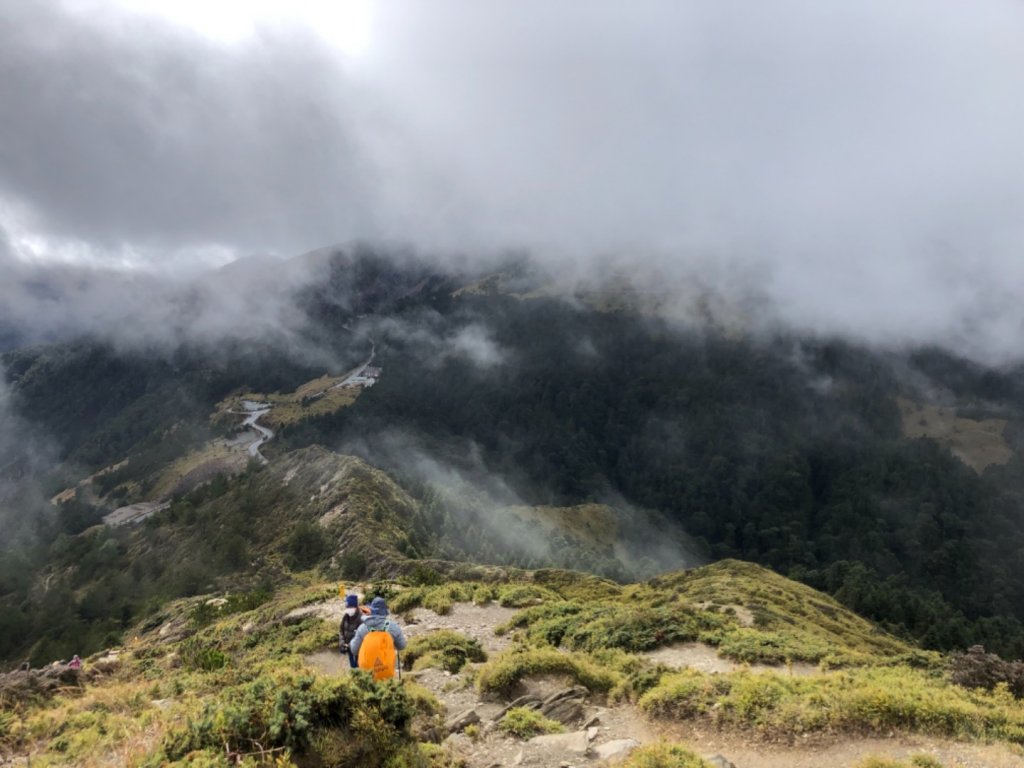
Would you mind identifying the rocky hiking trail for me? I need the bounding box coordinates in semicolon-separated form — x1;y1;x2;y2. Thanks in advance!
297;598;1024;768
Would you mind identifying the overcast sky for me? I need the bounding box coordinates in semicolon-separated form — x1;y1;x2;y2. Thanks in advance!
2;0;1024;360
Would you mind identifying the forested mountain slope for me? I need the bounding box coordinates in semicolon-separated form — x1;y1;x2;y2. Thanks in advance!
3;250;1024;665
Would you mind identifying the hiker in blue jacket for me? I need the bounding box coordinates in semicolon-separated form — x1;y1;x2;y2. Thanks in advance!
350;596;407;661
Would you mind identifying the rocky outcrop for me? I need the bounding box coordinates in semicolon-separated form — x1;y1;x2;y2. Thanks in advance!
492;686;589;727
445;708;481;735
538;685;588;725
949;645;1024;698
0;664;81;703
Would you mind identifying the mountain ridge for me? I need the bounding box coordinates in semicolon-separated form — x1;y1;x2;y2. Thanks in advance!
4;250;1024;667
5;556;1024;767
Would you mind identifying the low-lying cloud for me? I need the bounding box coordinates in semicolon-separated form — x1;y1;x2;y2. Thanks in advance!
342;430;702;578
0;364;58;546
2;1;1023;362
0;248;334;355
365;313;509;372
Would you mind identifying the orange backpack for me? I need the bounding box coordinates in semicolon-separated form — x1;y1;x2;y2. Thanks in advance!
357;621;397;681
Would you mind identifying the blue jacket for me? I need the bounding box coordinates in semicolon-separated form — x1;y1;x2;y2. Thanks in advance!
350;598;407;659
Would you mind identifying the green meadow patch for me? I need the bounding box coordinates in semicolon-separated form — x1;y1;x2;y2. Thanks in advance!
640;666;1024;744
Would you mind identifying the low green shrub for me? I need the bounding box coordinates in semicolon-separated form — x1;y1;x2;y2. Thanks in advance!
495;601;585;639
403;630;487;674
416;742;468;767
566;605;721;652
0;710;19;751
160;670;415;762
391;587;426;615
339;551;369;579
422;592;454;616
611;664;672;704
620;743;711;768
498;707;565;738
711;628;831;664
179;638;228;672
292;584;338;608
408;565;444;586
369;582;399;604
500;601;724;653
472;585;495;606
391;583;479;616
497;585;559;608
400;681;443;716
476;648;620;697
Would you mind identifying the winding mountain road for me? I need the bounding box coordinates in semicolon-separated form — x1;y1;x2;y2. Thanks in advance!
236;340;377;463
240;401;274;462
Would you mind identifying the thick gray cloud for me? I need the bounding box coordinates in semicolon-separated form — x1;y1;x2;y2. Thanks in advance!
2;1;1024;361
366;2;1024;245
0;1;378;258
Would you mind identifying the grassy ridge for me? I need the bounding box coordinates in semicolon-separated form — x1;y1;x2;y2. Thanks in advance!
492;560;923;667
6;559;1024;766
645;560;917;662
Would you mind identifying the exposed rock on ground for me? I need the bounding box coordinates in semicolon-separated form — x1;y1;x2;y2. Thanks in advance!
0;665;81;704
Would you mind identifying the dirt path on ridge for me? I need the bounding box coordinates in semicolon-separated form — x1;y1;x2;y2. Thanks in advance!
301;601;1024;768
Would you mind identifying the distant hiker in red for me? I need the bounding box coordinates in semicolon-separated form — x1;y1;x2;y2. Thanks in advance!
339;594;363;669
68;654;82;670
350;596;406;680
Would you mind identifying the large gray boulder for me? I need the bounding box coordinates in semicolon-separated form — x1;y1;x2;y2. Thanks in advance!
528;730;591;754
593;738;640;763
